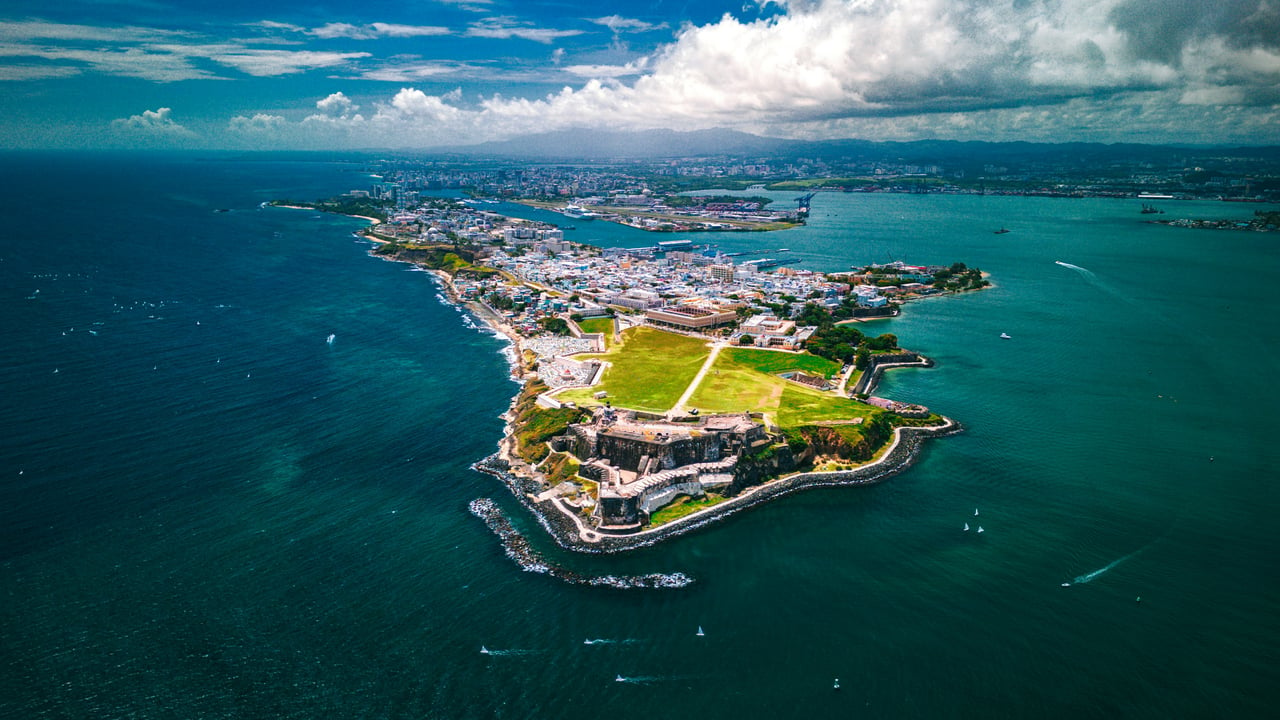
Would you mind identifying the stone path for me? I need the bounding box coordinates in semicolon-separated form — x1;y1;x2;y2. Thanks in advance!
669;341;724;415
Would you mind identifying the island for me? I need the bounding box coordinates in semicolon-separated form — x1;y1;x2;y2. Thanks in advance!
274;192;988;557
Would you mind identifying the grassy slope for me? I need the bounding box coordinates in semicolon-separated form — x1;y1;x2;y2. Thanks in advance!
684;348;873;426
556;327;710;412
576;317;615;348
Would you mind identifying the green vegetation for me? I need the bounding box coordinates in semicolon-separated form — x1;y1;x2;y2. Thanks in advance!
539;452;581;486
539;317;571;335
371;243;496;278
647;494;728;526
510;381;587;464
576;317;615;347
775;384;877;427
556;327;711;412
682;347;875;428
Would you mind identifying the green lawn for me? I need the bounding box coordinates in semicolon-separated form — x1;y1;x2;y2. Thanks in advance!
683;348;866;426
576;317;616;348
647;494;727;526
556;326;711;412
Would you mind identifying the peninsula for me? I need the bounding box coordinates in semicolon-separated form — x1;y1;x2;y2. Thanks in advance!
276;193;986;553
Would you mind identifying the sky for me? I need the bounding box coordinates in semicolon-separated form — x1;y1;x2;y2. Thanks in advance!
2;0;1278;150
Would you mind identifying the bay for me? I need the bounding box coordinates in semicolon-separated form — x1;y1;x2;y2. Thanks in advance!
1;153;1277;718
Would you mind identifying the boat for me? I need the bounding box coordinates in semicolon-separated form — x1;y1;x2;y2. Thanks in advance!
1000;333;1011;339
1140;203;1164;214
977;526;985;533
994;227;1010;234
833;678;841;690
974;508;980;516
696;626;705;637
964;523;970;531
1061;582;1071;587
326;333;336;344
615;675;626;683
480;646;490;655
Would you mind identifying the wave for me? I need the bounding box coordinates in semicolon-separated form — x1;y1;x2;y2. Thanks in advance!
468;498;694;590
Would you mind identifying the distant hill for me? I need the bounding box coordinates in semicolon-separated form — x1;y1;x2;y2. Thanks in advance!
434;128;1280;167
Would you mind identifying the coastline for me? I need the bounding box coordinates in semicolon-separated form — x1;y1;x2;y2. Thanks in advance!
362;229;961;556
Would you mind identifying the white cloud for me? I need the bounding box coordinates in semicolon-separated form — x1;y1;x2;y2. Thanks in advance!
209;49;371;77
357;62;464;82
229;113;287;132
314;91;360;119
588;16;669;34
563;62;647;79
465;17;585;44
309;22;451;40
111;107;196;137
0;64;81;81
0;20;190;43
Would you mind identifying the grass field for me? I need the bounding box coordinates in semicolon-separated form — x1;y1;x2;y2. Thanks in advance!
682;348;870;426
576;317;615;348
556;327;711;412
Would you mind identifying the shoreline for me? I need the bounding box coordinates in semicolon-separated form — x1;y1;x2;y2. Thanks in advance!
365;233;961;555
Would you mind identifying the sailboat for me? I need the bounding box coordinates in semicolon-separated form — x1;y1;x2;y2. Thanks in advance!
480;646;490;655
977;526;985;533
974;508;980;516
615;675;626;683
964;523;970;531
833;678;841;690
326;333;336;345
696;626;705;637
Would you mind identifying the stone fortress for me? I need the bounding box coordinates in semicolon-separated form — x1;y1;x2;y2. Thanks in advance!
553;407;772;532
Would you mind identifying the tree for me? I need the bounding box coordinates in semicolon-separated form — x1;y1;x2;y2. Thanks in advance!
739;334;756;345
855;348;871;370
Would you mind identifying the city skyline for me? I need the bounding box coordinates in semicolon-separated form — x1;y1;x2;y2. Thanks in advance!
2;0;1278;150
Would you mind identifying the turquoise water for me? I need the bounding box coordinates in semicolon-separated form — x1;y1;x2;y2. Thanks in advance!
2;154;1278;718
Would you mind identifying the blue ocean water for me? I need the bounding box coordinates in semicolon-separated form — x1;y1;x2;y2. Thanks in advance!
2;153;1278;718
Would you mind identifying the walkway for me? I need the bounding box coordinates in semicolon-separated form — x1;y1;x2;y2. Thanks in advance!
669;341;724;415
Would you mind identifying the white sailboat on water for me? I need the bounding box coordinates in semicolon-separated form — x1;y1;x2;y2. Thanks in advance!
964;523;970;531
977;526;985;533
696;626;705;637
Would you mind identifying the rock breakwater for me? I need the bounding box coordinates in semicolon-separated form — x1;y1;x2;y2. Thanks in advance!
467;498;694;589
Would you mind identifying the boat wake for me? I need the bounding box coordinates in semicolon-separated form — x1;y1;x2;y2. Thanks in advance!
584;638;637;646
479;646;536;657
1066;533;1166;586
613;675;661;685
1053;260;1093;276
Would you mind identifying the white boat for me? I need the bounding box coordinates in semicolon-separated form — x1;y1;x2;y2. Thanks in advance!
326;333;336;344
964;523;970;531
480;646;490;655
974;508;979;516
615;674;626;682
1061;582;1071;587
977;526;985;533
833;678;841;690
696;626;705;637
1000;333;1011;339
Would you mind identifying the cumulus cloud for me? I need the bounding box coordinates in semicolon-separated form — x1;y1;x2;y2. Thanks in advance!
229;113;287;132
111;107;196;137
314;91;360;119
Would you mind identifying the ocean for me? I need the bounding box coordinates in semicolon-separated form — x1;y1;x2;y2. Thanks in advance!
2;152;1277;718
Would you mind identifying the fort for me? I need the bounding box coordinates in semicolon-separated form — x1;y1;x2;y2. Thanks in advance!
555;409;770;531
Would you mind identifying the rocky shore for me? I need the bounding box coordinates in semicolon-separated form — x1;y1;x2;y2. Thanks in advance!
467;498;694;588
472;419;961;554
356;231;962;557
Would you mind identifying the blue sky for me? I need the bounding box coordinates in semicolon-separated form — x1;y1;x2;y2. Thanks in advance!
2;0;1278;150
